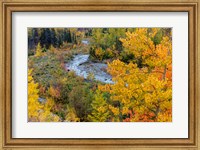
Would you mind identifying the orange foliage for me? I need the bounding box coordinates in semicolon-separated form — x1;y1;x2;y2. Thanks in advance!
48;86;61;99
98;28;172;122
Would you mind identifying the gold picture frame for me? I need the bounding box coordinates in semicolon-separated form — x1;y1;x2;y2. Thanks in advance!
0;0;199;149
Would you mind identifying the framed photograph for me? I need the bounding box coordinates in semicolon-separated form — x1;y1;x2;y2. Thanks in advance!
0;0;199;149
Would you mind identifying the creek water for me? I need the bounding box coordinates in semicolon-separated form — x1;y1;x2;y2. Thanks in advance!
65;54;114;84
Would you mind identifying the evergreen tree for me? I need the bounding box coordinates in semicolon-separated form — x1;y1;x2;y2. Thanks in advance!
74;35;77;44
28;29;35;50
39;28;46;48
40;28;52;49
50;28;57;47
115;37;123;53
88;90;110;122
57;35;63;48
63;28;69;42
67;30;72;43
33;28;39;46
45;28;52;49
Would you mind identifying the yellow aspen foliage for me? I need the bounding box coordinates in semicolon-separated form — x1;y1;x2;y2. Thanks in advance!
105;48;114;58
49;44;56;53
98;28;172;122
38;98;60;122
120;28;154;59
95;47;105;61
108;105;120;121
101;60;172;122
156;109;172;122
65;105;80;122
35;42;43;57
28;70;60;122
151;28;159;37
28;69;42;120
73;44;76;49
48;86;60;99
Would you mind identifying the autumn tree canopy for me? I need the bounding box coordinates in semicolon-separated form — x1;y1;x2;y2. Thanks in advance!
90;28;172;122
28;28;172;122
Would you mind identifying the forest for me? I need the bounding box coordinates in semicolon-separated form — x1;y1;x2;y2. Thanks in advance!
28;28;172;122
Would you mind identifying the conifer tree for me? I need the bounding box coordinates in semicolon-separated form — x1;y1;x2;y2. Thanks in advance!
50;28;57;47
67;30;72;43
88;90;110;122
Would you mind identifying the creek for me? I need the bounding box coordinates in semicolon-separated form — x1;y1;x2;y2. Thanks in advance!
65;54;114;84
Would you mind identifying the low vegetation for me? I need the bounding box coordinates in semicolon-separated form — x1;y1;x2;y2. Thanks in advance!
28;28;172;122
